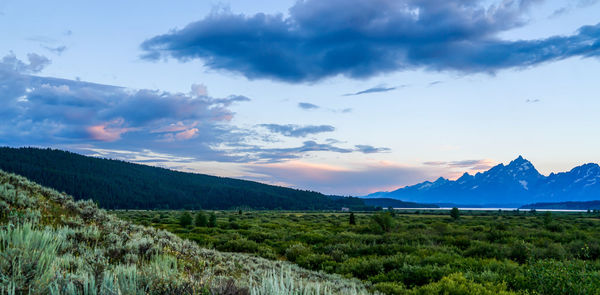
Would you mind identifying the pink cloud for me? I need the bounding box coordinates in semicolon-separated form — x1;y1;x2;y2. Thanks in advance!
423;158;498;179
175;128;199;140
87;119;133;142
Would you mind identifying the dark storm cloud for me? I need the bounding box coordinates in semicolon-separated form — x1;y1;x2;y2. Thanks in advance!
141;0;600;83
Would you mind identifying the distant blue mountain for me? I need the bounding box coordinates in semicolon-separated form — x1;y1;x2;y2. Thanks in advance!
363;156;600;205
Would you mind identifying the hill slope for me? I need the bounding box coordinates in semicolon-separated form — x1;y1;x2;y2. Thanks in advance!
0;147;368;210
364;156;600;205
0;169;369;294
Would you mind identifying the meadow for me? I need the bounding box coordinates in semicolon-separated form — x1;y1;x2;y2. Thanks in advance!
116;209;600;294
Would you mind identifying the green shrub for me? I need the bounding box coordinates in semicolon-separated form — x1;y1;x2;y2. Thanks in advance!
411;273;516;295
372;212;394;232
194;211;208;227
296;253;332;270
373;281;406;294
508;241;532;264
285;244;311;262
522;260;600;294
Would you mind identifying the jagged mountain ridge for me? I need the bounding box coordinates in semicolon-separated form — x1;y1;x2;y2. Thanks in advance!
364;156;600;205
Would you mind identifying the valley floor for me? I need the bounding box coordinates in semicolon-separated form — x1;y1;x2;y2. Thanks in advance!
117;209;600;294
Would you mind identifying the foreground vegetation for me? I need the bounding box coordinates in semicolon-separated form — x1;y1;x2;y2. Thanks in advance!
116;209;600;294
0;170;368;294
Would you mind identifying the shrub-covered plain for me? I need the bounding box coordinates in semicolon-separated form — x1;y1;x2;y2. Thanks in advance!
0;170;368;294
116;209;600;294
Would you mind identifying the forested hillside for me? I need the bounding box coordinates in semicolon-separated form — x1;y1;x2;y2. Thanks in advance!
0;147;369;210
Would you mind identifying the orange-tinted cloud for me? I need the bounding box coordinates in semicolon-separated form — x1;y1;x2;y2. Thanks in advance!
87;120;134;142
175;128;199;140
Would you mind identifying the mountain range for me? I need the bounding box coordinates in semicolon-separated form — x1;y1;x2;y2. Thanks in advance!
365;156;600;206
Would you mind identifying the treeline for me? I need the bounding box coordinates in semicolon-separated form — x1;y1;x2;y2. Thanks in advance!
0;147;370;210
521;200;600;210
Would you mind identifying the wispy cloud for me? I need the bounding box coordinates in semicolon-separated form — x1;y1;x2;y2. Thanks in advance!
43;45;67;55
298;102;352;113
354;145;391;154
423;159;497;174
343;85;397;96
258;124;335;137
298;102;319;110
550;0;600;18
526;98;541;103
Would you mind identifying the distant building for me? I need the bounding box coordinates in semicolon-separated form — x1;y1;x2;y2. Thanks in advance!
341;207;350;212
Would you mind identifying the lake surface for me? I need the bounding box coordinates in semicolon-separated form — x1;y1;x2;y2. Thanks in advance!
394;207;588;212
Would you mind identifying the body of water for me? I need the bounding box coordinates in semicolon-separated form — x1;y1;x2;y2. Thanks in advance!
393;207;588;212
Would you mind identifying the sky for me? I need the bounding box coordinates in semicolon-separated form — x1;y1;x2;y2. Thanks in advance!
1;0;600;196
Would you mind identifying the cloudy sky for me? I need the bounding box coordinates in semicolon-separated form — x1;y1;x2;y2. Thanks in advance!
1;0;600;195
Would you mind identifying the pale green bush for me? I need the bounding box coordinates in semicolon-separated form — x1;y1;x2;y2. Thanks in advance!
0;223;64;294
251;267;366;295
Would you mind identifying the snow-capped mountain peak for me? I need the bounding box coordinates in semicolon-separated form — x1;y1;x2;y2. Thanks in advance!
363;156;600;205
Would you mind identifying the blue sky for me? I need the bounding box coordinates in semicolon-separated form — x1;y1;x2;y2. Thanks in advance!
1;0;600;195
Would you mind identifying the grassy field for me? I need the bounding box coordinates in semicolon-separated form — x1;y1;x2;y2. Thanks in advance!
116;209;600;294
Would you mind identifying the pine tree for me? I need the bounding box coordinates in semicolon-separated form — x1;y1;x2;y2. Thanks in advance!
388;206;396;217
450;207;460;220
208;212;217;228
349;212;356;225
